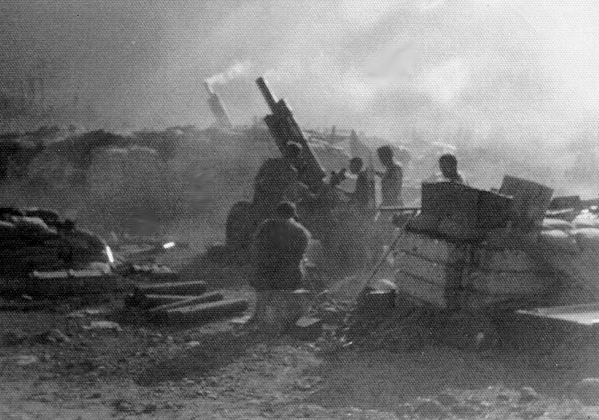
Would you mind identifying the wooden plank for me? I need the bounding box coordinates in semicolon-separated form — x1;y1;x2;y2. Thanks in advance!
125;293;190;309
150;298;248;325
135;281;207;296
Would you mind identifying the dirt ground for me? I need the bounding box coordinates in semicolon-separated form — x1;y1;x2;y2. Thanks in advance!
1;282;599;420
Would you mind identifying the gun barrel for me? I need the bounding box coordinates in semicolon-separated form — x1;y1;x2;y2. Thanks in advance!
204;81;214;95
255;77;278;113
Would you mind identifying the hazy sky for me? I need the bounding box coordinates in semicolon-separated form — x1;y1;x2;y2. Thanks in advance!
2;0;599;140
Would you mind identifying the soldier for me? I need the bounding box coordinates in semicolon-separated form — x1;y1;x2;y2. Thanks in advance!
253;142;305;209
348;157;373;209
249;202;311;333
250;201;311;292
438;153;467;184
376;146;403;206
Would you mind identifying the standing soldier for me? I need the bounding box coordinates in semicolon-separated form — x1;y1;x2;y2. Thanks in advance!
376;146;403;206
348;157;375;210
437;153;467;184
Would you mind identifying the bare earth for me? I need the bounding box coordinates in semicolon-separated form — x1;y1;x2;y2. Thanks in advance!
1;286;599;420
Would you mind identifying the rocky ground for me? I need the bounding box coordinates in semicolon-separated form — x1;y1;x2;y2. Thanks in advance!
1;283;599;420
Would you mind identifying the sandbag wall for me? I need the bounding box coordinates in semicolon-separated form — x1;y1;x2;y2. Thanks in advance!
0;213;115;297
0;217;65;278
538;216;599;305
468;241;555;309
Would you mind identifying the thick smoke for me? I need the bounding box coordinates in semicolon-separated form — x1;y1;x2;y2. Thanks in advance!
2;1;599;188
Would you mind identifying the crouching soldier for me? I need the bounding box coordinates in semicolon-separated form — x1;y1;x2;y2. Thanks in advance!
249;201;311;334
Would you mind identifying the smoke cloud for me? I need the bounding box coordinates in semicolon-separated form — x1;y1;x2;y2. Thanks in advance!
2;0;599;144
205;61;253;87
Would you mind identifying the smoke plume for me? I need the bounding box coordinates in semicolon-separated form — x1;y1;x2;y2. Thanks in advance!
2;0;599;148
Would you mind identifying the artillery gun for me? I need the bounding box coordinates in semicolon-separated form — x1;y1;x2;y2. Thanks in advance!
224;78;376;273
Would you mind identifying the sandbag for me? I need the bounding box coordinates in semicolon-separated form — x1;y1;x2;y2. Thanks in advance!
542;218;574;231
573;214;599;229
542;251;599;299
12;217;57;238
0;221;16;237
468;271;554;296
475;248;539;273
24;209;61;227
0;207;23;219
63;229;105;251
483;228;538;251
539;228;599;298
573;228;599;252
538;229;581;254
4;246;60;258
0;238;28;249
